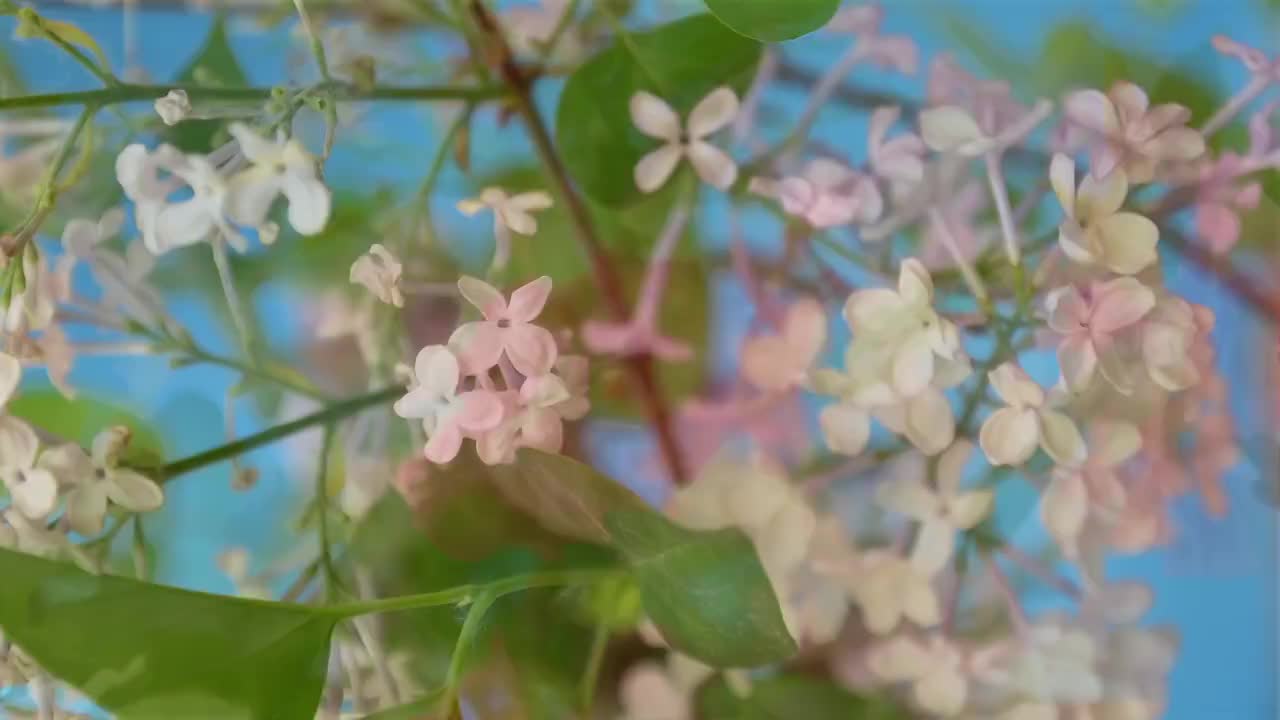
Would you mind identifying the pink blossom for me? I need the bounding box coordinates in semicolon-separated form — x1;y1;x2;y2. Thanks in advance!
449;275;558;377
825;5;918;74
1045;277;1155;393
922;55;1052;156
394;345;504;463
1193;153;1262;254
1212;35;1280;81
1064;82;1205;182
1042;421;1142;559
741;297;827;392
750;159;883;229
919;180;988;270
867;106;926;187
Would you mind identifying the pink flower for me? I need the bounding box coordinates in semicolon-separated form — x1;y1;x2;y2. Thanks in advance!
751;159;883;228
1194;153;1262;254
394;345;503;463
741;297;827;392
1212;35;1280;81
1045;277;1155;393
867;106;925;187
825;5;918;74
449;276;558;377
1042;421;1142;559
922;54;1052;156
1064;82;1205;182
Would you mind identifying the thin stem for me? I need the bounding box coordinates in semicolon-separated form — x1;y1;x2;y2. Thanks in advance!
579;622;610;712
469;0;688;485
440;588;497;712
986;555;1029;638
983;152;1021;266
320;568;612;618
210;238;257;363
180;343;330;400
1201;76;1269;139
292;0;333;81
927;208;989;312
155;386;403;481
315;425;342;600
22;10;118;87
632;200;690;328
0;82;506;112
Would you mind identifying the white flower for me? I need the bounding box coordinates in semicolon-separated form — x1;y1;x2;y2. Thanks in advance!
226;123;331;236
1045;278;1155;393
349;244;404;307
869;634;969;716
62;208;164;325
976;622;1103;706
844;549;941;635
153;89;191;126
979;363;1086;467
1049;153;1158;275
38;426;164;536
1041;421;1142;559
875;441;993;575
393;345;504;464
631;87;739;192
217;547;271;600
457;186;553;236
0;354;57;520
842;258;961;397
116;144;249;255
741;297;827;392
1;248;64;335
920;98;1054;157
617;655;713;720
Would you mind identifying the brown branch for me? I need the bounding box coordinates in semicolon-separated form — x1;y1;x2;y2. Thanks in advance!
468;0;689;485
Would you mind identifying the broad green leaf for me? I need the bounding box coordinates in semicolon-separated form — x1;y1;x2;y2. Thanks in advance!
698;674;908;719
556;14;761;207
8;390;165;466
167;15;248;153
0;548;336;719
491;450;797;667
703;0;839;42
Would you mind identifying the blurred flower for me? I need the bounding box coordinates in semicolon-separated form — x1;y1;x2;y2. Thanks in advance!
1140;296;1213;392
979;363;1086;467
1064;82;1205;183
741;297;827;392
349;244;404;308
1042;421;1142;559
631;87;739;192
153;89;190;126
868;105;926;188
876;441;992;574
1045;277;1155;393
920;99;1053;157
750;158;883;228
841;549;941;635
226;123;331;236
0;118;68;202
393;345;504;463
1049;153;1158;275
449;276;558;377
869;634;969;716
217;547;271;600
825;4;918;73
617;655;712;720
0;353;56;520
39;426;164;536
457;186;553;237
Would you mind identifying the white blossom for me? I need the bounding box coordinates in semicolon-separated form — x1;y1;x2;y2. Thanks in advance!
979;363;1086;467
38;426;164;536
631;87;739;192
349;244;404;308
226;123;331;236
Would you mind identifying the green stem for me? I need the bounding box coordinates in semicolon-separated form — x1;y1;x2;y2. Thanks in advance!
0;82;506;112
320;568;612;618
24;11;118;87
315;425;343;600
179;343;330;400
578;621;610;712
440;588;498;712
155;386;402;482
292;0;333;82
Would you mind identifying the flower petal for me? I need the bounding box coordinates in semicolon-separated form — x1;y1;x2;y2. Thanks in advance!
504;323;558;377
1039;410;1087;466
105;469;164;512
447;321;505;376
891;332;935;398
820;403;871;456
282;172;332;236
507;276;552;323
910;520;954;576
904;388;954;456
948;489;994;529
11;468;58;520
423;422;464;464
687;141;738;190
414;345;461;398
988;363;1044;409
0;416;39;470
454;390;506;433
1049;153;1076;218
875;475;937;521
1092;420;1142;467
687;87;739;139
634;144;683;194
1076;167;1128;221
0;352;20;407
920;106;986;153
915;666;968;717
1095;212;1159;275
1091;277;1156;332
869;637;931;682
1065;89;1119;135
629;91;682;141
897;258;934;307
67;484;108;535
457;276;507;318
979;407;1040;466
1042;470;1088;558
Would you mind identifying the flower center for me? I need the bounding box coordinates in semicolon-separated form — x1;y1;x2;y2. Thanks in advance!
497;318;512;329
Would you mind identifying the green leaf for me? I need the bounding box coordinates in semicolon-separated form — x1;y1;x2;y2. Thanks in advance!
702;0;839;42
0;548;336;719
167;15;248;153
698;674;908;719
491;451;797;667
8;390;165;466
556;14;761;207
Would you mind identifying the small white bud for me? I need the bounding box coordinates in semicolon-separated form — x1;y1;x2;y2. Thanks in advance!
154;90;191;126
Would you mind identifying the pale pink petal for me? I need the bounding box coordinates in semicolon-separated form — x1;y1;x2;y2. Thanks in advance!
629;91;681;141
1096;339;1135;395
634;144;683;193
687;141;738;190
687;87;739;139
914;667;967;717
507;276;553;323
518;374;570;408
503;323;558;377
875;476;938;521
1196;201;1241;254
784;298;828;361
988;363;1044;409
868;106;900;157
742;336;793;391
1148;127;1205;161
1059;335;1099;391
424;422;465;463
1091;277;1155;332
457;276;507;318
820;403;870;456
1046;285;1089;333
447;321;505;376
1109;82;1150;125
1039;410;1087;467
868;636;932;682
1043;470;1088;558
1212;35;1269;73
1049;153;1077;218
904;388;954;456
1065;89;1119;135
910;520;954;576
453;390;505;433
1095;212;1158;274
979;407;1040;466
520;407;564;452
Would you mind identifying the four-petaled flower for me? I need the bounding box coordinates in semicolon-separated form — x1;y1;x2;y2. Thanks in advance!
1041;421;1142;559
1064;81;1205;183
0;353;57;520
868;105;926;188
741;297;827;392
449;276;558;377
39;427;164;536
875;440;993;575
751;158;883;228
393;345;503;464
1141;296;1213;391
349;243;404;308
979;363;1086;467
869;634;970;717
843;549;941;635
630;87;739;193
226;123;331;236
1045;277;1155;393
457;186;553;237
1049;153;1158;275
